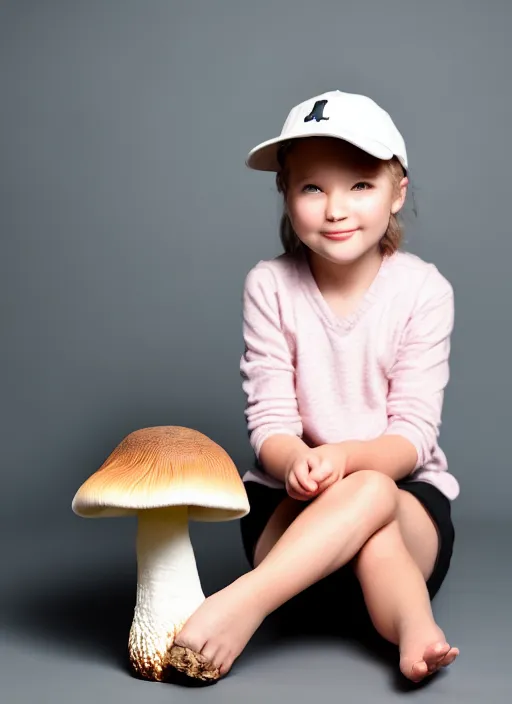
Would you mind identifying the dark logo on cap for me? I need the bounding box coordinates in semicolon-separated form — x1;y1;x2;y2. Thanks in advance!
304;99;329;123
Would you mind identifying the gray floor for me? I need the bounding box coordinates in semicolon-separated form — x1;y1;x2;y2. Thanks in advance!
2;516;509;703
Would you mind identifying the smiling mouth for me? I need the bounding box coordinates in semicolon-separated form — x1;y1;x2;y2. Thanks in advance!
321;229;357;240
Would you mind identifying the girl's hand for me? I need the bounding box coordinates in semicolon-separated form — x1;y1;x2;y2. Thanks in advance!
308;444;348;493
284;450;332;501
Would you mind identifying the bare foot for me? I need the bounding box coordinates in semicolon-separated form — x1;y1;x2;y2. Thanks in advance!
172;574;266;677
399;622;459;683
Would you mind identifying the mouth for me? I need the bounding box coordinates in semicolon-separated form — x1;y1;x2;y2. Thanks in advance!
321;229;357;241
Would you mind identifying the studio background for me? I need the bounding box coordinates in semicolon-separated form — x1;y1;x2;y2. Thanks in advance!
1;1;509;702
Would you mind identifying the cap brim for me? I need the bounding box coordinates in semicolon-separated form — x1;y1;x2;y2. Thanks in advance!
246;131;394;172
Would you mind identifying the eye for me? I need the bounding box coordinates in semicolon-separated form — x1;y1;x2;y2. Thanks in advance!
353;182;373;191
302;183;321;193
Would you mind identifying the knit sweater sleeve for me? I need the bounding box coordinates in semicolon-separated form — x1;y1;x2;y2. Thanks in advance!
383;268;455;470
239;265;303;458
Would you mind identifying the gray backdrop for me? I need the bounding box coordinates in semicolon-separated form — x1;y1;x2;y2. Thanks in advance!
3;0;509;530
1;1;510;702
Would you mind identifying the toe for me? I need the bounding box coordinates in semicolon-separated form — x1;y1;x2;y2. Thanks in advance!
426;641;450;660
173;632;190;649
439;647;459;668
410;660;429;681
204;644;231;678
173;635;185;649
174;620;210;655
174;633;205;657
202;641;234;677
201;640;220;666
219;652;233;677
423;643;450;669
424;642;450;671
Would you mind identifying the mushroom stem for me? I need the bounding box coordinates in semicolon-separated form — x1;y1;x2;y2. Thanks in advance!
128;505;205;681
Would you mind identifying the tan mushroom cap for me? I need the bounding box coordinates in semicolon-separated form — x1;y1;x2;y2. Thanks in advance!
71;426;250;521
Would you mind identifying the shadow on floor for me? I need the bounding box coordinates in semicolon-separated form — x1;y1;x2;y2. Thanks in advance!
241;575;444;693
4;562;442;692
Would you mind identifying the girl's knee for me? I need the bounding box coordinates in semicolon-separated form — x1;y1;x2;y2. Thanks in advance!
346;469;399;511
321;469;398;526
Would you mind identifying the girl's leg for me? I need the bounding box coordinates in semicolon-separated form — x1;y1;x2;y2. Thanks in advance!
173;470;399;673
352;492;459;682
245;470;399;611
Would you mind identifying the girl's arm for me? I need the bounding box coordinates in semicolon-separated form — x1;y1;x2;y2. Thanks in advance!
240;265;305;480
342;435;418;481
331;270;455;483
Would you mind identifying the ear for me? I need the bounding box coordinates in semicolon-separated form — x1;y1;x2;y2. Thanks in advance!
391;176;409;215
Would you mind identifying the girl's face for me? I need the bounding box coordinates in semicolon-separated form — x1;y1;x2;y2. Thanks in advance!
284;137;408;266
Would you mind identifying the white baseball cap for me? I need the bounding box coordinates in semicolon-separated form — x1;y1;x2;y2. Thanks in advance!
246;90;408;172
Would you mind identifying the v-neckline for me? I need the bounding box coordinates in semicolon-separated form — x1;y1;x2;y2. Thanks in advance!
296;247;397;335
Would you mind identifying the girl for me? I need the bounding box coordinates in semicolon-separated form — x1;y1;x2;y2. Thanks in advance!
174;90;460;683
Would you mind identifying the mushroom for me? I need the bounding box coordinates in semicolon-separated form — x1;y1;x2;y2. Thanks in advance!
71;425;249;684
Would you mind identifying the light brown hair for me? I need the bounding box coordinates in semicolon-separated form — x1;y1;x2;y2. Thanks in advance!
275;139;408;257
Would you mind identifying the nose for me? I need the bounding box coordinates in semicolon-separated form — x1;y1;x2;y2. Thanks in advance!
325;190;349;222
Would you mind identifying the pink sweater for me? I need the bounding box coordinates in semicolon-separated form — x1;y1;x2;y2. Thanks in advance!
240;248;459;501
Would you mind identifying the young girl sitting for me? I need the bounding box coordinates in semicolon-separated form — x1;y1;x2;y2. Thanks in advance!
174;89;460;684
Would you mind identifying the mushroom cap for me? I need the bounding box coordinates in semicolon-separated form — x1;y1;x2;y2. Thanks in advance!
71;426;250;521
